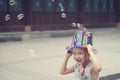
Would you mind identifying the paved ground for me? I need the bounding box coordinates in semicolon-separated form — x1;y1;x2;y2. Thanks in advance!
0;28;120;80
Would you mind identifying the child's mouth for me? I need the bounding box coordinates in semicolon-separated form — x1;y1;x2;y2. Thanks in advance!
76;60;82;63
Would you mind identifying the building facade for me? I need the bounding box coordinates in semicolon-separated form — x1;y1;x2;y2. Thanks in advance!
0;0;120;32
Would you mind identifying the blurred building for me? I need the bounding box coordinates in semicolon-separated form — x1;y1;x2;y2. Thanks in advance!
0;0;120;32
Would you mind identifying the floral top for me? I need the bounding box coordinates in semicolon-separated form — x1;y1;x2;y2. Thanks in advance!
74;61;99;80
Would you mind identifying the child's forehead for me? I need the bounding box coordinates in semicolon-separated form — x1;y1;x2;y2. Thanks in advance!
72;47;88;53
73;47;84;51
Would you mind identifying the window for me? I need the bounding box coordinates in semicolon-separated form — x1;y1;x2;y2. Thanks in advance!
108;0;114;12
93;0;100;12
67;0;77;12
0;0;7;11
9;0;21;12
44;0;54;12
100;0;107;12
84;0;114;13
32;0;43;12
84;0;92;12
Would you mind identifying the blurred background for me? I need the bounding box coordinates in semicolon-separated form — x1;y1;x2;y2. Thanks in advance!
0;0;120;80
0;0;120;32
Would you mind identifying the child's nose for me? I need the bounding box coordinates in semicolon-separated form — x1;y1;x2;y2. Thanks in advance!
76;55;81;59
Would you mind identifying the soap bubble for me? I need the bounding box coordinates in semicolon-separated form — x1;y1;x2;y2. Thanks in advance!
51;0;55;2
5;14;10;21
9;0;15;5
61;13;66;18
29;49;36;56
17;13;24;20
72;22;76;27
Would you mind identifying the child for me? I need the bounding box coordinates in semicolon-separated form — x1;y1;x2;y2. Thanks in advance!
60;31;102;80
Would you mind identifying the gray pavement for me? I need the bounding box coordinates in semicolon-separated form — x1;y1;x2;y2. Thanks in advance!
0;28;120;80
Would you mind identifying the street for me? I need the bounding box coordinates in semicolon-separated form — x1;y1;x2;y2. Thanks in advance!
0;28;120;80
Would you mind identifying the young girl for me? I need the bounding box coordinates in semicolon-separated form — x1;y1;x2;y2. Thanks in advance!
60;31;102;80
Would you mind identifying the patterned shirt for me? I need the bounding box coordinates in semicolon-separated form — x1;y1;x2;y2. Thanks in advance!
74;61;99;80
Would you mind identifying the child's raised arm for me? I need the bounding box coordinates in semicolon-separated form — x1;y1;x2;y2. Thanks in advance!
87;44;102;78
60;52;74;75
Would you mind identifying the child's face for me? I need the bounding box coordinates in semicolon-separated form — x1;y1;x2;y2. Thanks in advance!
72;47;89;65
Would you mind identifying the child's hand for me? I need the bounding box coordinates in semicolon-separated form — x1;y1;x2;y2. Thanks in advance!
86;44;94;54
66;51;72;58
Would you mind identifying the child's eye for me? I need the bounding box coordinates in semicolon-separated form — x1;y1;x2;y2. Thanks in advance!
73;52;76;55
78;52;82;55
